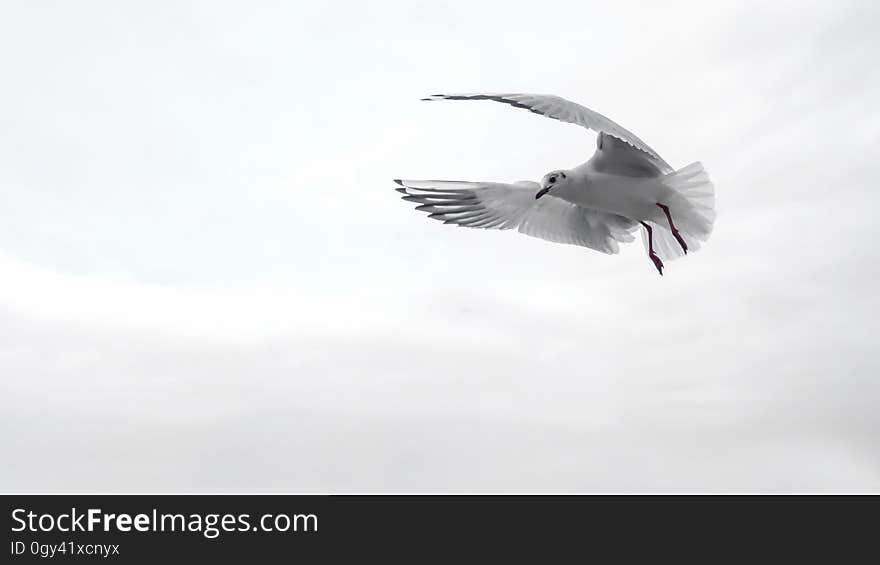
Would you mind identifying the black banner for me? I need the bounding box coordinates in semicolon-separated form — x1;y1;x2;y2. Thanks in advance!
2;495;876;562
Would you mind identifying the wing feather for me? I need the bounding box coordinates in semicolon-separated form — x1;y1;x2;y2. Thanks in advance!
395;179;636;254
423;93;672;172
587;132;673;177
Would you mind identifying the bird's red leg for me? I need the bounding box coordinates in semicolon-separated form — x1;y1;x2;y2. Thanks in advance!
640;221;664;276
656;203;688;254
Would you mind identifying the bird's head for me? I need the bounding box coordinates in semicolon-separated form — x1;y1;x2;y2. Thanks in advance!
535;170;570;199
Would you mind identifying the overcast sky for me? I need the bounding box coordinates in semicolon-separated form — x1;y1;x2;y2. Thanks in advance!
1;0;878;492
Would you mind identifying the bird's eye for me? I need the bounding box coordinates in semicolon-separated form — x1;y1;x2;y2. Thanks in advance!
549;176;557;183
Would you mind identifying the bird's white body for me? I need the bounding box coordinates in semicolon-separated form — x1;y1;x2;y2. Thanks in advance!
559;165;669;223
396;93;716;275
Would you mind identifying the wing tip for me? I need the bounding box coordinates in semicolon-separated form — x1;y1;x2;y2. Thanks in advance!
393;179;409;194
421;94;446;101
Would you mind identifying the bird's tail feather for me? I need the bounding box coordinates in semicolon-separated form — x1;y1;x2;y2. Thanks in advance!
641;162;715;261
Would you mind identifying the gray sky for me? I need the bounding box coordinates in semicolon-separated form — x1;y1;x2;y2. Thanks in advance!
1;0;878;492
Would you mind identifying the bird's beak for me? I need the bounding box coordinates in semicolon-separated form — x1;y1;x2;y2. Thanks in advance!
535;187;550;200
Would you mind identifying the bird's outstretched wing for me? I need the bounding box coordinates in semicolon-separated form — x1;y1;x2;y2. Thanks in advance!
422;93;672;171
395;179;637;254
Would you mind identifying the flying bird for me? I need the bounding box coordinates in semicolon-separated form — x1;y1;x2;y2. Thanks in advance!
394;93;715;275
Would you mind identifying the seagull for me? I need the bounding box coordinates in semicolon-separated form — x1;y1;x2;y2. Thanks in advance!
394;93;715;275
